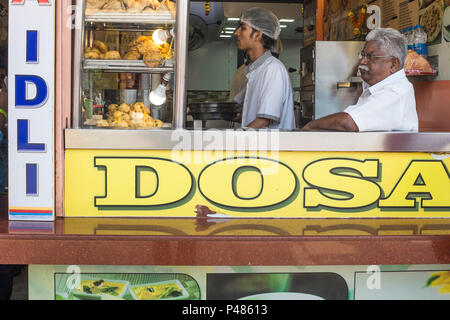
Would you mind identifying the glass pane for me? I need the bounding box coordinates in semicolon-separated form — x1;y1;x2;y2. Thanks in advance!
80;1;176;129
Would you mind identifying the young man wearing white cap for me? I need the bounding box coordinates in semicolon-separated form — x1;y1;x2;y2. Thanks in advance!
233;7;295;130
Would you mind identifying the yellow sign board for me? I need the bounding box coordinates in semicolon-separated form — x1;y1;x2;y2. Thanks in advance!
65;150;450;218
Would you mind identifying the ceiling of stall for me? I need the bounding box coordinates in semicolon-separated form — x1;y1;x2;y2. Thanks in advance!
223;2;303;40
189;1;303;43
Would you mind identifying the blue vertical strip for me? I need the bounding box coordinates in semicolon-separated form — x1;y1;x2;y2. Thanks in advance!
26;30;38;63
17;119;46;152
26;163;38;195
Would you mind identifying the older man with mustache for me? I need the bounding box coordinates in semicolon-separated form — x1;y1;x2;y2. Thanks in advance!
302;28;418;132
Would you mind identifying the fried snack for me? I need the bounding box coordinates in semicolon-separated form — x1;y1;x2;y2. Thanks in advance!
84;46;103;59
86;47;102;54
84;51;101;59
93;40;108;54
103;102;159;129
160;43;173;60
117;121;129;128
96;119;110;127
132;36;163;66
124;0;148;12
404;50;433;73
147;0;163;10
107;104;118;113
131;102;143;112
119;103;131;113
101;0;126;11
104;50;122;60
123;50;141;60
135;37;160;54
164;0;176;14
86;0;107;10
122;113;131;122
143;52;162;67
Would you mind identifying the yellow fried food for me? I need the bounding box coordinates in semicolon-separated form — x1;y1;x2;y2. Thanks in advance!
93;40;108;54
108;104;118;113
86;0;104;10
122;113;130;122
142;113;151;122
117;121;129;128
131;102;142;112
96;120;109;127
118;103;130;113
143;52;162;67
104;50;121;60
84;51;101;59
124;0;148;12
135;35;153;43
165;0;176;14
136;41;160;55
160;43;173;59
123;50;141;60
102;0;126;12
113;110;123;121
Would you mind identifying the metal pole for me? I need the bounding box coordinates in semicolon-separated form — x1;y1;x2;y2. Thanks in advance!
72;0;86;128
173;0;189;129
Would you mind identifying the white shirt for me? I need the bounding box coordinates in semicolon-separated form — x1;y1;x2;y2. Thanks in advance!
241;51;295;130
344;69;418;132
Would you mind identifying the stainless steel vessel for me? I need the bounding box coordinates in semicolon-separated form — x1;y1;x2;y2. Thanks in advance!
300;41;365;125
188;102;239;121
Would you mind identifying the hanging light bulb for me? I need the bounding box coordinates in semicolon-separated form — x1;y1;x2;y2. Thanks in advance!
149;73;171;106
152;28;174;45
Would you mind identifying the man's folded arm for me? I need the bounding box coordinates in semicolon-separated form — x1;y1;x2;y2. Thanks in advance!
301;112;359;132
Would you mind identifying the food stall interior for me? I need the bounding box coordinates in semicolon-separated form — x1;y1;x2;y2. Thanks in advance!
73;0;307;131
72;0;450;133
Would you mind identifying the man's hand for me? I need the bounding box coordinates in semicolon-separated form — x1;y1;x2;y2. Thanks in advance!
247;117;270;129
301;112;359;132
232;106;242;123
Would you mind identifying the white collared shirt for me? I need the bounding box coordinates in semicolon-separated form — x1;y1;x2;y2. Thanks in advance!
240;51;295;130
344;69;418;131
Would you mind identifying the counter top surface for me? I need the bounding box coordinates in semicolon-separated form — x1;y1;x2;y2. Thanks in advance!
1;215;449;266
65;129;450;152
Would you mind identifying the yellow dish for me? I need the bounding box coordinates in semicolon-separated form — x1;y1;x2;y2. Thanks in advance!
131;280;188;300
72;278;128;298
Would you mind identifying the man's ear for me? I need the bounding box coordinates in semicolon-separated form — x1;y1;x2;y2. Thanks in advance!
253;30;263;41
390;57;401;73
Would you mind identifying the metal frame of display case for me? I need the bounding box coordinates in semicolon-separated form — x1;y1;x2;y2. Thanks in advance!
72;0;188;129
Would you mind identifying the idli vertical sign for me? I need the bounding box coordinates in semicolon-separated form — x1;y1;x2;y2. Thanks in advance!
8;0;54;220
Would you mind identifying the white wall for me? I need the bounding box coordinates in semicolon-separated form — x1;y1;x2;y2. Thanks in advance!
428;40;450;81
187;39;302;94
187;41;237;91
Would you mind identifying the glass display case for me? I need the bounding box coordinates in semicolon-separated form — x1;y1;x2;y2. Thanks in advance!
73;0;179;129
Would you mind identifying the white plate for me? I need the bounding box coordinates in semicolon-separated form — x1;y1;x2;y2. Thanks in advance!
239;292;324;300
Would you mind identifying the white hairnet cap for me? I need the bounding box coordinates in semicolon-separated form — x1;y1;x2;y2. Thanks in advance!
240;7;281;40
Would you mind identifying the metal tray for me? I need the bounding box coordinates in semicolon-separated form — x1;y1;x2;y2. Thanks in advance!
85;12;175;25
83;59;174;73
188;102;240;121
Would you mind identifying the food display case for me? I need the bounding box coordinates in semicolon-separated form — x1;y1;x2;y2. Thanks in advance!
72;0;184;130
